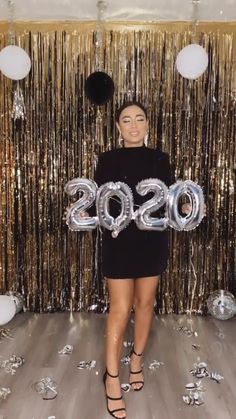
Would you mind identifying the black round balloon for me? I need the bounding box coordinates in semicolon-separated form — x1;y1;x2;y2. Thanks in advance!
84;71;115;105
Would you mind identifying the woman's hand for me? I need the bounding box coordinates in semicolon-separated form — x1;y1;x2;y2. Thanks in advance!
181;203;192;215
80;211;89;218
181;203;207;216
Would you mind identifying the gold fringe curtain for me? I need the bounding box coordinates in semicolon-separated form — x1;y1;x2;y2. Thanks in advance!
0;22;235;313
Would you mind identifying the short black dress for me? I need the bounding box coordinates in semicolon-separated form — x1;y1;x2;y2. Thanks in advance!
94;145;171;279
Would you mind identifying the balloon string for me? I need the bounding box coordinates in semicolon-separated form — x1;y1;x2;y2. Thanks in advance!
109;196;140;209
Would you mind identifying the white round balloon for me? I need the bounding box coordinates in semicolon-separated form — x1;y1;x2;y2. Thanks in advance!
0;45;31;80
0;295;16;326
6;291;24;313
176;43;208;80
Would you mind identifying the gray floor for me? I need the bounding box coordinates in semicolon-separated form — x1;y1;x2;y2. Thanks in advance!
0;312;235;419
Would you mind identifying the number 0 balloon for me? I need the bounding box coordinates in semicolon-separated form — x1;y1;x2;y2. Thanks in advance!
96;182;133;236
167;180;205;231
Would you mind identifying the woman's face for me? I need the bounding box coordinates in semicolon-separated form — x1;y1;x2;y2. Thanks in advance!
116;105;148;147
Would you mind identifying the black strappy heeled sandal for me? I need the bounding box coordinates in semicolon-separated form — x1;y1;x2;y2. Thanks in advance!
129;348;144;391
103;370;126;419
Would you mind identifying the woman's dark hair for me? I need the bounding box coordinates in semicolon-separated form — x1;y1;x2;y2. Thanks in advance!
115;101;148;122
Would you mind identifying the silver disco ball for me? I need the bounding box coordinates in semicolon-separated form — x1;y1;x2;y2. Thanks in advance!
207;290;236;320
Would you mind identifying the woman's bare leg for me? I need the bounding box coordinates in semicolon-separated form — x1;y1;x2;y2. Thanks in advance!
105;278;134;418
130;276;160;390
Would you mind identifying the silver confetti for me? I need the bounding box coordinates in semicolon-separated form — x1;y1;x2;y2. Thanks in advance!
0;328;13;340
120;355;130;365
58;345;73;355
185;381;205;392
190;362;223;383
77;360;96;370
183;394;191;404
123;341;133;348
148;360;165;370
175;326;198;337
194;399;204;406
33;377;58;400
197;362;207;369
0;387;11;400
182;390;204;406
210;372;224;383
121;383;131;393
192;344;200;350
185;382;196;390
0;355;25;375
9;355;24;366
216;331;225;339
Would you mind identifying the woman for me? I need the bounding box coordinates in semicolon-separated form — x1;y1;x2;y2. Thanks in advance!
92;101;180;419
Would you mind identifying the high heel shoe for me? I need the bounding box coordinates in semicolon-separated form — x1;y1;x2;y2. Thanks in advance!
129;348;144;391
103;370;126;419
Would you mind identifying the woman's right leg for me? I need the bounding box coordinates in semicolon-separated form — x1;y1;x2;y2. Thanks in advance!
105;278;134;418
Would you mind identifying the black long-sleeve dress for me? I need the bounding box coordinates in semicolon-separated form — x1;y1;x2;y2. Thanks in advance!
94;145;171;279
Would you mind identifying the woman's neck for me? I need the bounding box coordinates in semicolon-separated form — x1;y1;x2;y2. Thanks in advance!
123;141;144;148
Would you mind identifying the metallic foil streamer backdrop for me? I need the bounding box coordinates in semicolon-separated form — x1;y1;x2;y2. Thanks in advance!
0;22;235;313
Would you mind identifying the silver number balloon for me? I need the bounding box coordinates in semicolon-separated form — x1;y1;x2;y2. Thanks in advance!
135;178;168;231
167;180;204;231
64;178;98;231
96;182;133;236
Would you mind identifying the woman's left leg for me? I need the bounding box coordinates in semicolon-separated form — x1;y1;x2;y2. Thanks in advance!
129;276;160;390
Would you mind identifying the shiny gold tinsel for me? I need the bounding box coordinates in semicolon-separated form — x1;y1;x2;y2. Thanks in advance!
0;22;235;313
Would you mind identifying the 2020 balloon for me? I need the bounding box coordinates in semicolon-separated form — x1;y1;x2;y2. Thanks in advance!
65;178;205;237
